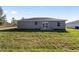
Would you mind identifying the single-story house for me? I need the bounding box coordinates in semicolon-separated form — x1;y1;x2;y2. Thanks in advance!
17;17;66;30
66;20;79;29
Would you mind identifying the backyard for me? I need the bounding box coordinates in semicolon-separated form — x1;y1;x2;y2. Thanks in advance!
0;28;79;52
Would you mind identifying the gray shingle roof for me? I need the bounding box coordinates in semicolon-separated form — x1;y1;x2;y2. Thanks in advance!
20;17;66;21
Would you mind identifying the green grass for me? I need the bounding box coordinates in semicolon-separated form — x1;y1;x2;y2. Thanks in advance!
0;28;79;52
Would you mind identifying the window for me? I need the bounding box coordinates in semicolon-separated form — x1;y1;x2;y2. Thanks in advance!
43;23;48;28
35;21;38;25
57;22;60;27
75;26;79;29
46;23;48;25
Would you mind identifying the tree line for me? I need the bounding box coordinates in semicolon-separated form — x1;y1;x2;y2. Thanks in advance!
0;7;17;26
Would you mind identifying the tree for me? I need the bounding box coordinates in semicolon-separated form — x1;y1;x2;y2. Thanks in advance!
0;6;3;25
0;6;3;17
11;17;17;26
0;6;7;25
2;14;7;23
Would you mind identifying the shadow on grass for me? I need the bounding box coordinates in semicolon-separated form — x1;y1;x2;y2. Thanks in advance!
0;28;68;33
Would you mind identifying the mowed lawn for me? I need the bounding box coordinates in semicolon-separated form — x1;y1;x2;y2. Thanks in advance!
0;28;79;52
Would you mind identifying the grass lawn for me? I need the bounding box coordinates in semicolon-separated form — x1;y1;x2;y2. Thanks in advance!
0;28;79;52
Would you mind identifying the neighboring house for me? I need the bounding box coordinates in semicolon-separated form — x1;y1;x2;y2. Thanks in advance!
66;20;79;29
17;17;66;30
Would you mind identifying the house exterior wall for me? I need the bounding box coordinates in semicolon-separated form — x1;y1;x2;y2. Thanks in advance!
17;21;65;30
66;23;79;28
17;21;41;29
48;21;65;29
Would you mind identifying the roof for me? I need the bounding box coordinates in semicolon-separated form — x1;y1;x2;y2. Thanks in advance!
67;20;79;24
19;17;66;21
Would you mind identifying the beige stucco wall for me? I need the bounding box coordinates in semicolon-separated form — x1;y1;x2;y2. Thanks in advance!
17;21;65;30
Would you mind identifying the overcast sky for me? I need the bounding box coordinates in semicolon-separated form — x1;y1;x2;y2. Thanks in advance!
2;6;79;23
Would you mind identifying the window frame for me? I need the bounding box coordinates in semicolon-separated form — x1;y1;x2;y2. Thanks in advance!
57;22;60;27
34;21;38;25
